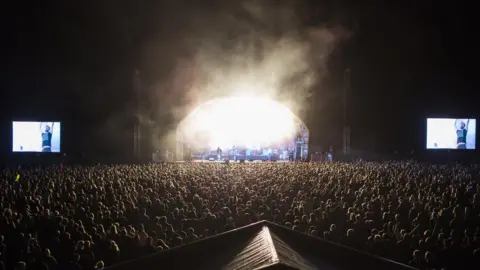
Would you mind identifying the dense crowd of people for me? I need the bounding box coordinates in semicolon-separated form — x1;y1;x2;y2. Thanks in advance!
1;161;479;270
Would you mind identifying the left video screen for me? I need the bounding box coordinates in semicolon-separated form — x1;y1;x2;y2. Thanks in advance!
12;121;61;152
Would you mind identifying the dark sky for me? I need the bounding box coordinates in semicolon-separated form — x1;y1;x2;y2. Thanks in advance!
1;0;477;158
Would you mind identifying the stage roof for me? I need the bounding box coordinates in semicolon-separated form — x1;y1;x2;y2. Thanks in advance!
106;220;415;270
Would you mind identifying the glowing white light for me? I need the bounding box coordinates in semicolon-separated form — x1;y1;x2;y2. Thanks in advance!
180;97;298;149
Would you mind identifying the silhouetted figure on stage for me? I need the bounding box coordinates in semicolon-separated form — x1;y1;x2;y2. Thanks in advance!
185;147;192;162
217;147;222;161
288;150;294;162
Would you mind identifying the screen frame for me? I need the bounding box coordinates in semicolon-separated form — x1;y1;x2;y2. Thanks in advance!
425;118;476;150
12;121;62;153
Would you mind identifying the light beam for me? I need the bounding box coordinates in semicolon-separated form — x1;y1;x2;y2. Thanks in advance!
179;97;299;150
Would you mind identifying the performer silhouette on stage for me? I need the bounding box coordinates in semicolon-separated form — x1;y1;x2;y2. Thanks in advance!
217;147;222;161
288;150;294;161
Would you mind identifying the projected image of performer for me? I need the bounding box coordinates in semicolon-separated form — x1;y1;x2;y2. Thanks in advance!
455;119;469;149
41;122;54;152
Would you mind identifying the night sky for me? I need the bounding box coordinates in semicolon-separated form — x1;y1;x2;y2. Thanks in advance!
1;0;477;160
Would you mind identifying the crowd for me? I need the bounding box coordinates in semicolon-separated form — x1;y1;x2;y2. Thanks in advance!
0;161;479;270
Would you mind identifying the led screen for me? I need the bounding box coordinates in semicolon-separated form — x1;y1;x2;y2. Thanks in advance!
426;118;476;149
12;121;61;152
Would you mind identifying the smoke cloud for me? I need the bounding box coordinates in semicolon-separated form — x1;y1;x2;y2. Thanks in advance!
138;0;349;151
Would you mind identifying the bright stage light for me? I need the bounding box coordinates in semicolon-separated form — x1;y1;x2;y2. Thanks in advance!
180;97;298;149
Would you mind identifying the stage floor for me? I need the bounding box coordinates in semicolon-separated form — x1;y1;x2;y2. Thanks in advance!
170;160;290;163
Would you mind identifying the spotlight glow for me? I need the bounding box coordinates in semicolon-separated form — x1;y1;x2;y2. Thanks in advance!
180;97;298;149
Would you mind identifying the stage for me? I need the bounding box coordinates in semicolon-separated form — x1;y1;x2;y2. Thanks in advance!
163;160;291;164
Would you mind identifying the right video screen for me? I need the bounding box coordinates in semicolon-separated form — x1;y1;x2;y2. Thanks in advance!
426;118;476;149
